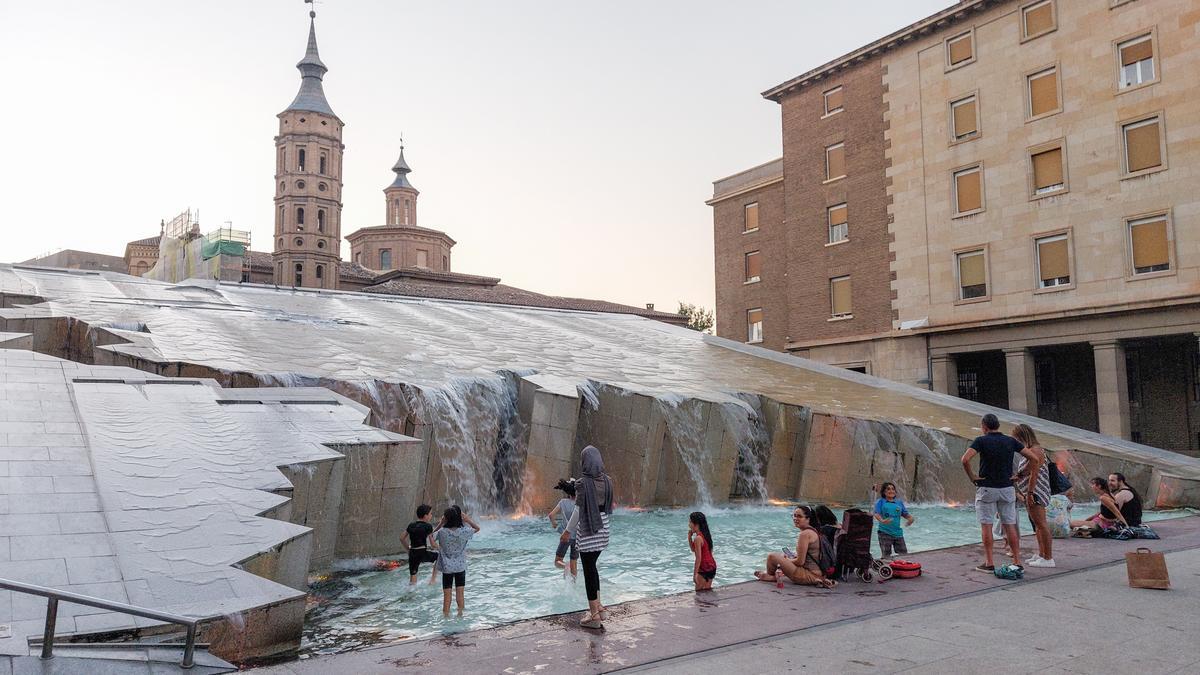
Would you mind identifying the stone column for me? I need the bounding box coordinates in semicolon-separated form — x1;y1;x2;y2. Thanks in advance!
1092;339;1131;440
930;354;958;396
1003;347;1038;416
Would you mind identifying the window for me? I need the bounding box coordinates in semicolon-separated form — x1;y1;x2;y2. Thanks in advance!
379;249;392;270
951;95;978;142
953;165;984;215
1118;34;1155;89
355;252;361;264
297;148;306;172
744;203;759;232
1128;215;1170;275
957;369;980;401
1036;234;1071;288
443;255;449;271
296;207;305;227
416;249;428;268
1035;358;1057;411
823;86;844;116
744;251;761;283
746;308;763;343
278;148;285;172
1031;145;1066;196
827;203;848;244
317;209;326;233
825;143;846;181
319;154;327;175
134;260;148;276
946;32;974;68
315;264;324;288
392;198;400;225
1021;1;1055;41
956;249;987;300
1122;116;1164;175
1027;66;1060;118
293;263;303;287
294;237;303;247
278;206;284;226
830;276;852;318
405;199;412;225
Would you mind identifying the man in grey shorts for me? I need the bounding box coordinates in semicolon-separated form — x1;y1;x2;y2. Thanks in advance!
961;413;1040;573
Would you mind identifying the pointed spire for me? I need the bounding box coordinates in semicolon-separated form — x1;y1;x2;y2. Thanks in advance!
284;5;338;118
387;140;418;192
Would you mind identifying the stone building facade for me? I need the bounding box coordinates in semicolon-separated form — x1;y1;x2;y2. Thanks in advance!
123;235;160;276
713;0;1200;455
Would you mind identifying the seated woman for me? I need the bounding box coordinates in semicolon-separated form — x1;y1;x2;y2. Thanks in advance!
1070;477;1129;534
754;505;836;588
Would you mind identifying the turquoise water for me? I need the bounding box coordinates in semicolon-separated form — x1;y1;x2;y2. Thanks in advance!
300;504;1188;655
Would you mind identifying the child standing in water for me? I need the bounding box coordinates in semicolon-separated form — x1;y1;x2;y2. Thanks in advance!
873;482;915;558
400;503;439;585
688;512;717;591
548;478;579;578
434;506;481;618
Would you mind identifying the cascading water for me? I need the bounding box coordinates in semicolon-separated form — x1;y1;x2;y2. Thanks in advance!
656;396;715;506
724;394;771;501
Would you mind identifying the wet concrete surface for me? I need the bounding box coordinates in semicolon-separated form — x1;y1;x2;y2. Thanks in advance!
256;516;1200;673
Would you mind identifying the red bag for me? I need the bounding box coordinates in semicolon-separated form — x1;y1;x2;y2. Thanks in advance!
889;559;922;579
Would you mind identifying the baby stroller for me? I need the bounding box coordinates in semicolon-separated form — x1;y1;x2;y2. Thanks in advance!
838;508;892;582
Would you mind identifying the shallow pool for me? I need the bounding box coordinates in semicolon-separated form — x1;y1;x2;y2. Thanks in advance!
300;504;1188;655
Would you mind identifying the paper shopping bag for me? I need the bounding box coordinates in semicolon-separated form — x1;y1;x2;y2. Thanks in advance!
1125;547;1169;589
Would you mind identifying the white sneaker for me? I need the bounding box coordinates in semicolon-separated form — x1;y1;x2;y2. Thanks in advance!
1027;558;1056;568
1026;555;1043;564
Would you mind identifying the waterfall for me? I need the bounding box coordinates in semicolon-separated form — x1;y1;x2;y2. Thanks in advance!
656;396;715;506
724;394;770;501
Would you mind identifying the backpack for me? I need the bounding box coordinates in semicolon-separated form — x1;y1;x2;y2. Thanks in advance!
1047;458;1072;495
816;524;839;579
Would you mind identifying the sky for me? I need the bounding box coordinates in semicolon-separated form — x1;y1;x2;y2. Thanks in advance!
0;0;952;315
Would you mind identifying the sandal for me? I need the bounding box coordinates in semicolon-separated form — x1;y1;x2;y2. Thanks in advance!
975;564;995;573
579;612;603;629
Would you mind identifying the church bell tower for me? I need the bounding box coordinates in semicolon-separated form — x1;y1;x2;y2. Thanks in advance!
272;6;344;289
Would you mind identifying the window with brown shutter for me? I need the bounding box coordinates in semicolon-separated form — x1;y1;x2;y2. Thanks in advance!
744;202;759;232
1032;146;1065;195
1036;234;1070;287
1022;1;1055;40
954;166;983;214
947;33;973;67
824;86;844;115
957;250;987;300
1028;67;1059;117
826;143;846;180
830;276;852;317
1118;35;1155;88
828;203;848;243
744;251;761;283
1123;117;1163;174
1129;216;1170;274
746;308;763;342
951;96;978;141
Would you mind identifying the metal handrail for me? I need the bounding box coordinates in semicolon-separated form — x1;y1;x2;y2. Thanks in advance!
0;577;200;668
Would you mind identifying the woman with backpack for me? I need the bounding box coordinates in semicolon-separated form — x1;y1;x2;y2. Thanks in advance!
1012;424;1054;568
754;505;836;589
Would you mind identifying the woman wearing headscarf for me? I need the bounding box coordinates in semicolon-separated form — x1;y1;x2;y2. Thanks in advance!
560;445;613;629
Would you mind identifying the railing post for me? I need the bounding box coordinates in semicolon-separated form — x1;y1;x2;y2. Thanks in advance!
40;597;58;660
181;622;197;669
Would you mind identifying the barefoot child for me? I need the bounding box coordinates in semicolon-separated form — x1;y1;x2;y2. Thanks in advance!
548;478;579;578
688;511;717;590
400;504;439;585
873;482;915;559
434;506;481;617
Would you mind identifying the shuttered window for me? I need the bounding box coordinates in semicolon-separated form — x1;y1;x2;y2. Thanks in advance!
824;86;844;115
826;143;846;180
1028;67;1059;117
957;250;987;300
744;202;759;232
951;96;978;141
1129;216;1170;274
1123;117;1162;174
830;276;852;317
828;203;848;243
747;308;763;343
1022;1;1055;39
954;166;983;214
744;251;761;282
1118;35;1155;88
947;33;973;66
1032;147;1065;195
1036;234;1070;287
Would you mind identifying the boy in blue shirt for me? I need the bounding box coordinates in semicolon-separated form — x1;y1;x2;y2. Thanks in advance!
873;482;915;558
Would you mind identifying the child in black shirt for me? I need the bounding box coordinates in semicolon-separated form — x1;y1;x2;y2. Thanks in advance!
401;503;439;584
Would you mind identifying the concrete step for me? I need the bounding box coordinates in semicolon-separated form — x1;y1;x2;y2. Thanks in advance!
3;643;235;674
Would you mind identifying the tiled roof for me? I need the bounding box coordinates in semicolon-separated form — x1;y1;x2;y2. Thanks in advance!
338;260;377;280
127;235;162;248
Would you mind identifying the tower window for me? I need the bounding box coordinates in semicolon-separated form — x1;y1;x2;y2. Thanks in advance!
298;149;306;172
296;207;305;227
319;155;327;175
416;249;428;268
294;263;303;287
315;264;324;287
379;249;392;270
317;209;326;233
405;199;412;225
278;206;284;226
443;255;448;271
393;198;400;225
294;237;304;247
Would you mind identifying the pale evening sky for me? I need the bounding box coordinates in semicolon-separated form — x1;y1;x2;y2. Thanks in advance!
1;0;952;315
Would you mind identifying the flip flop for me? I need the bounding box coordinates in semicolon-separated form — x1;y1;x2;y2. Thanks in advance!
974;564;995;573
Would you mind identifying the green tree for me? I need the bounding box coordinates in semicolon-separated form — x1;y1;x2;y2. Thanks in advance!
677;302;714;334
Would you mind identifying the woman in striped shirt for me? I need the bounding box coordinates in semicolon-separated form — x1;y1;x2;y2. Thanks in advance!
561;445;612;629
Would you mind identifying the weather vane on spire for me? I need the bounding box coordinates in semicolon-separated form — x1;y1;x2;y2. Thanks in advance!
305;0;316;19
